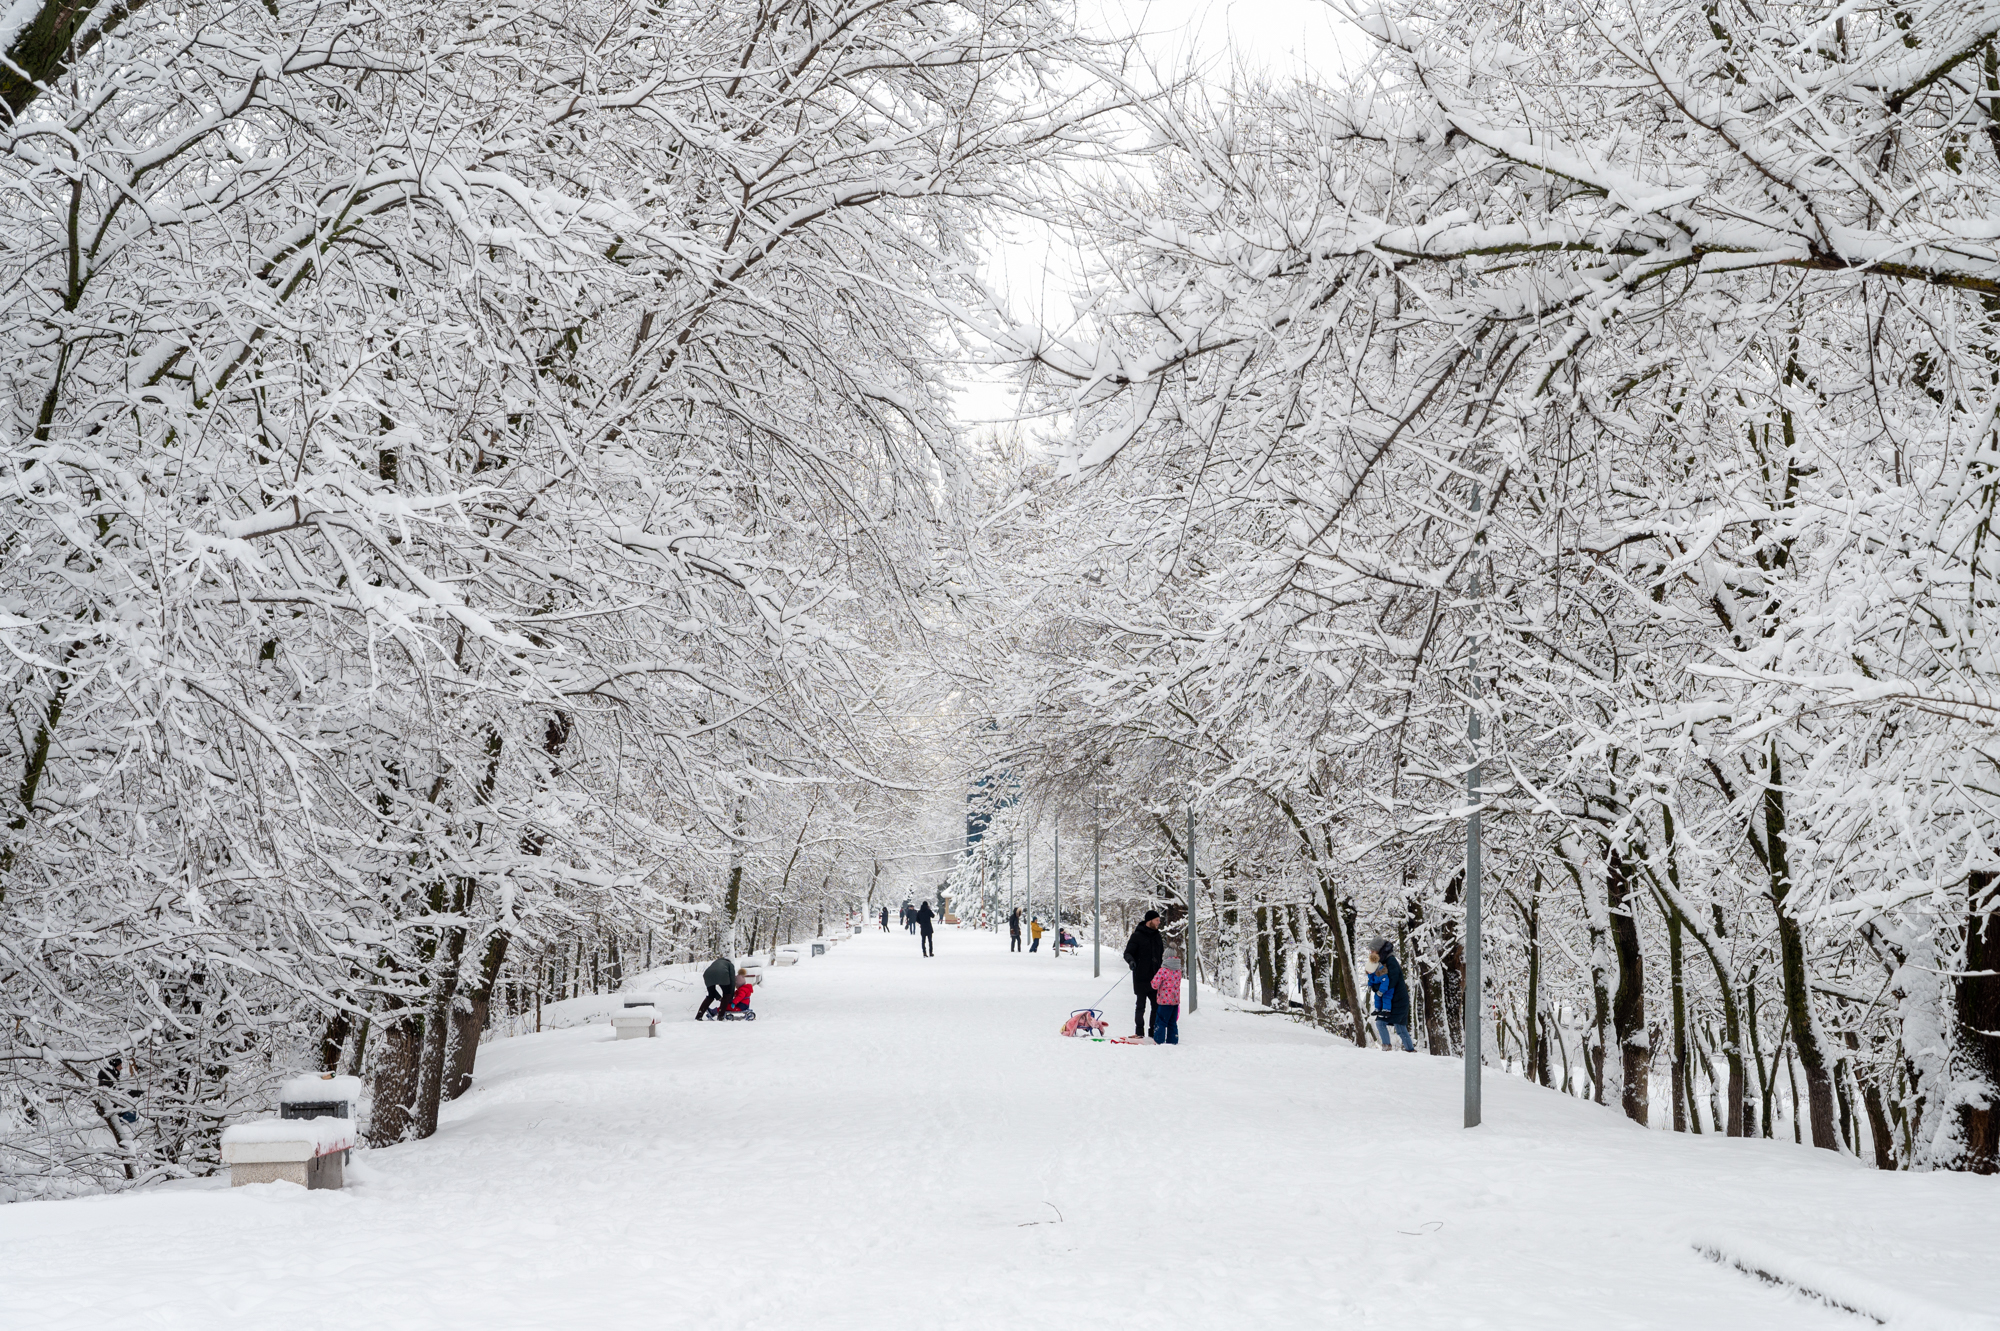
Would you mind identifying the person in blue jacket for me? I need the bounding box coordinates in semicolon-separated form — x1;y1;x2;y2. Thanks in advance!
1366;937;1414;1051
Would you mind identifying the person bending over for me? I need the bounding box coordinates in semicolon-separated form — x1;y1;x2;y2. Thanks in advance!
697;955;736;1020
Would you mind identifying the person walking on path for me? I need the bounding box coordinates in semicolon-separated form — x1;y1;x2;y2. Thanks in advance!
1150;951;1184;1044
916;900;936;957
697;955;736;1020
880;906;889;932
1122;910;1165;1037
1028;918;1044;952
1366;937;1414;1051
1009;908;1022;952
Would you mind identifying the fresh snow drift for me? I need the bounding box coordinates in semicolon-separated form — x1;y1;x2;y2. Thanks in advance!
3;929;1995;1330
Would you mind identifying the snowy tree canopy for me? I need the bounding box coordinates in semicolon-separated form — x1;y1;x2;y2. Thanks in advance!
12;0;2000;1198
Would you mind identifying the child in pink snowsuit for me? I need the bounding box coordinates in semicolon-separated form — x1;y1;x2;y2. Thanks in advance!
1150;952;1183;1044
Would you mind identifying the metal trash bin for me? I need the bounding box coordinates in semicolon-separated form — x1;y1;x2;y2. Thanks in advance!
278;1074;362;1164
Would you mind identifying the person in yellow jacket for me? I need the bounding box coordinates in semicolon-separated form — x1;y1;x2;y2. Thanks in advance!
1028;918;1045;952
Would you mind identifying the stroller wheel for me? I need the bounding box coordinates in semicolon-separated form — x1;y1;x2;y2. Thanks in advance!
744;1009;757;1021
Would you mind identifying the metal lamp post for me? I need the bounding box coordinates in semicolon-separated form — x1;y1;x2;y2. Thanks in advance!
1092;788;1103;979
1464;482;1485;1130
1186;802;1199;1015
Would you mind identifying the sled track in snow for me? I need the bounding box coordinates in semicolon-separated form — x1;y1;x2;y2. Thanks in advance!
1698;1245;1885;1324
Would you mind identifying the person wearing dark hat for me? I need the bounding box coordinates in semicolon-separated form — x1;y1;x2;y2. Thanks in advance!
1366;936;1414;1051
1122;910;1166;1038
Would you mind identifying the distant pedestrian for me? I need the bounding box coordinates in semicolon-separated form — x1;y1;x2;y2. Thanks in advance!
697;955;736;1020
1009;908;1022;952
916;900;936;957
1028;918;1043;952
1150;951;1183;1044
1122;910;1165;1037
1366;937;1414;1051
880;906;889;932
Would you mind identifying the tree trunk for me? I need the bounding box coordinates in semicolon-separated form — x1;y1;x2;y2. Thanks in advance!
1550;1012;1572;1095
1836;1054;1857;1154
1749;979;1773;1138
446;930;510;1101
409;913;471;1142
0;0;141;122
1667;903;1689;1131
1764;745;1839;1149
1255;904;1277;1006
1443;870;1467;1055
1951;870;2000;1171
1271;799;1367;1043
1304;904;1330;1025
1607;846;1649;1124
366;1012;422;1146
339;1005;371;1078
1518;882;1549;1086
1573;858;1611;1107
1711;905;1753;1137
721;793;749;951
1407;894;1449;1055
1845;1031;1896;1170
1328;893;1367;1044
317;1009;351;1074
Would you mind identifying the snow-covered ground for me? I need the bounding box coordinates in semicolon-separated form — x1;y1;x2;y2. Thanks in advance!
5;927;1997;1330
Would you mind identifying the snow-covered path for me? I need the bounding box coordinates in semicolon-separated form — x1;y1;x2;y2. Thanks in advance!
6;927;1999;1330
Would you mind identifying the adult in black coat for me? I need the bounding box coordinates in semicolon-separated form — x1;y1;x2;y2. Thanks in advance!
915;900;936;956
880;906;889;931
697;956;736;1020
1122;911;1165;1037
1008;908;1022;952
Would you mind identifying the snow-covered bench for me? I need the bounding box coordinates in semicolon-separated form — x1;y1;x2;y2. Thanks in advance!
609;1011;657;1039
221;1117;354;1190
